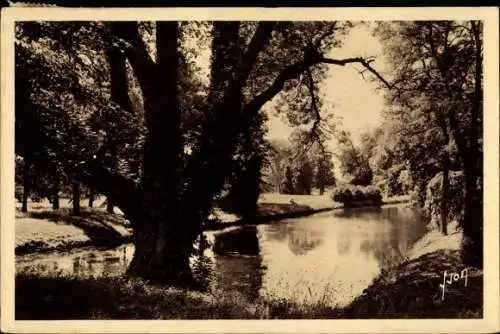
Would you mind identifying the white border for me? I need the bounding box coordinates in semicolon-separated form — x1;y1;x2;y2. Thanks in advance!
1;7;499;334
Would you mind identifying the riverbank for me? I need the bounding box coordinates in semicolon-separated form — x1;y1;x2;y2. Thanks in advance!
15;206;133;255
340;221;482;318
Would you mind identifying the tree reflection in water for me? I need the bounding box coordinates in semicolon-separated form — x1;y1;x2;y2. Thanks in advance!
211;226;264;301
356;206;427;270
287;226;324;256
264;222;325;256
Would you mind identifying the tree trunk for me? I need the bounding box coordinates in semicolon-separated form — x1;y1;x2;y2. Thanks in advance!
88;188;95;207
115;22;190;285
319;185;325;196
106;197;114;213
72;181;81;216
106;21;273;286
440;156;449;235
459;21;483;269
460;162;483;269
52;175;60;210
126;207;197;287
21;162;30;213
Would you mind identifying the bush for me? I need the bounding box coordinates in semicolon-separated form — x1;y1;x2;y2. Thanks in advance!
331;185;382;207
424;171;465;227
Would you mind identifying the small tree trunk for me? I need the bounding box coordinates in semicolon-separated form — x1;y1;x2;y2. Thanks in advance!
72;181;81;216
21;164;29;213
88;188;95;207
440;156;449;235
106;198;114;213
52;180;60;211
319;185;325;196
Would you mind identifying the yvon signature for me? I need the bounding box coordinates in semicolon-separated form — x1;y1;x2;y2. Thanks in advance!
439;269;468;300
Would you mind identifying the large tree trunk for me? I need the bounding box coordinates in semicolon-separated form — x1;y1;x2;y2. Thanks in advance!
460;21;483;269
460;165;482;269
107;21;274;286
114;21;190;286
126;209;196;286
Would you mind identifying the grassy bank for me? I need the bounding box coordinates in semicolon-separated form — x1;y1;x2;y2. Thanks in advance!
16;207;132;255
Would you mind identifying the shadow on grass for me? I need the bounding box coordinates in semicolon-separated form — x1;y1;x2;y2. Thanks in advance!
258;203;312;215
15;250;482;320
15;275;264;320
20;209;131;251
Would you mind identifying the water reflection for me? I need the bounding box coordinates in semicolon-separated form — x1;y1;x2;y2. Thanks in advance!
17;205;427;308
287;225;324;256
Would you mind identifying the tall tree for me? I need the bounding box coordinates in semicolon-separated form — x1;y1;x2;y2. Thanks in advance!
376;21;483;267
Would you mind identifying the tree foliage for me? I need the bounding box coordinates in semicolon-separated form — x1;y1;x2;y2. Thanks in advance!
374;21;483;267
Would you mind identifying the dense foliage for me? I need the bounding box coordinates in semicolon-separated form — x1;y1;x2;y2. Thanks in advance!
264;130;336;195
424;171;465;228
373;21;483;267
331;185;382;207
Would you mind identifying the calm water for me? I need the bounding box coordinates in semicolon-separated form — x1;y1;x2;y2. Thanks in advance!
17;205;427;307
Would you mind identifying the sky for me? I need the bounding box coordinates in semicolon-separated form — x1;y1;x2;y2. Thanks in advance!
264;24;388;149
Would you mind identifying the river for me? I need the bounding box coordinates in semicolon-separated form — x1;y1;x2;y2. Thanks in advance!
16;204;428;307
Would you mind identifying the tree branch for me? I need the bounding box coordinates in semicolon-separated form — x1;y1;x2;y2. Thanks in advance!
75;158;144;228
320;57;392;89
305;67;322;142
105;22;157;99
232;21;276;92
313;22;338;49
243;55;391;120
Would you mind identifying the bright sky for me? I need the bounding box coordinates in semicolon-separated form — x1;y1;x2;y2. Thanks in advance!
265;24;388;148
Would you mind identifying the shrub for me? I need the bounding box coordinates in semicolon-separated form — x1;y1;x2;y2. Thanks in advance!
331;185;382;207
424;171;465;227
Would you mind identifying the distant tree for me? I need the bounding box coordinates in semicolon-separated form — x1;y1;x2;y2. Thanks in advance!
337;131;373;186
294;156;313;195
314;155;336;195
264;139;291;193
282;165;295;194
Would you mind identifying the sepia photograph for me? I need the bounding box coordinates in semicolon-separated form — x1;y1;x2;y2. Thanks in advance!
1;6;499;334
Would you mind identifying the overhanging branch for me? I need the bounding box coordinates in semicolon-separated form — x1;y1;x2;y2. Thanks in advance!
305;67;322;142
320;57;392;89
313;22;338;49
244;54;391;121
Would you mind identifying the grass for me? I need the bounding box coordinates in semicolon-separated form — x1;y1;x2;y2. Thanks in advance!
16;204;132;255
